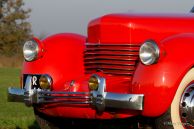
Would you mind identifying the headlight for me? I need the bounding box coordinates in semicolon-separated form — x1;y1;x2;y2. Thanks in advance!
23;40;39;61
88;75;99;91
139;41;160;65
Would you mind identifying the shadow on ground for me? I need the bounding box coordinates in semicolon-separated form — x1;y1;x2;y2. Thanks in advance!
52;117;154;129
28;120;40;129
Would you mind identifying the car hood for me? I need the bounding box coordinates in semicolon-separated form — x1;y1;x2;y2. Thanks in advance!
87;13;194;44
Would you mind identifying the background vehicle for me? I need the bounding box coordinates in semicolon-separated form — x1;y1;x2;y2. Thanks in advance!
8;8;194;129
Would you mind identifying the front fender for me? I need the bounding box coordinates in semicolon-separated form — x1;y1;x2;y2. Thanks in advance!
22;33;86;91
132;33;194;117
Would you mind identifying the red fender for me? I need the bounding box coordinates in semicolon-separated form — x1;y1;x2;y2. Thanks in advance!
22;33;86;91
132;33;194;117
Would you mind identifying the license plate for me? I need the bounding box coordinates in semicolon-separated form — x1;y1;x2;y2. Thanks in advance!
23;74;41;89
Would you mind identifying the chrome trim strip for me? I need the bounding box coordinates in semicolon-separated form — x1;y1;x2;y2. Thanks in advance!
40;101;92;104
39;91;90;95
39;96;90;99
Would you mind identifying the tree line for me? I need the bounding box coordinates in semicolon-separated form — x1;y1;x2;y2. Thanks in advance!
0;0;31;56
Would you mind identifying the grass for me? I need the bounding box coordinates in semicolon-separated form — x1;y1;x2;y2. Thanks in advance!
0;68;39;129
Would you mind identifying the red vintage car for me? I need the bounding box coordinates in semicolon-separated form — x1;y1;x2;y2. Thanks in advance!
8;9;194;129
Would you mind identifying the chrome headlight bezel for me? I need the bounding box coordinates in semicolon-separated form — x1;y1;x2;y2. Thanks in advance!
23;40;39;61
139;41;160;65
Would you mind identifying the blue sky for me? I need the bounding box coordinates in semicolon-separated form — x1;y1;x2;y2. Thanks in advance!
24;0;194;36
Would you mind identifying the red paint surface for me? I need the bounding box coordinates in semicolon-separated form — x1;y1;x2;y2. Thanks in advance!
22;13;194;118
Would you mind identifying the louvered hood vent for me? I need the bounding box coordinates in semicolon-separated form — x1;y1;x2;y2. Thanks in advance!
84;43;140;79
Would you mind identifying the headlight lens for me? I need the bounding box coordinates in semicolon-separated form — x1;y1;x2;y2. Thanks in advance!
23;40;39;61
39;75;52;90
88;75;99;91
139;41;160;65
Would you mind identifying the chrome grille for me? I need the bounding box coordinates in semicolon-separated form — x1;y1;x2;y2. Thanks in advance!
84;43;140;77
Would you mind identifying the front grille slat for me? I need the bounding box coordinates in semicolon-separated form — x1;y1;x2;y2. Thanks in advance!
84;62;135;66
85;67;135;71
84;52;139;56
85;57;138;61
103;72;133;76
86;43;140;46
85;48;138;51
85;48;140;52
84;43;140;77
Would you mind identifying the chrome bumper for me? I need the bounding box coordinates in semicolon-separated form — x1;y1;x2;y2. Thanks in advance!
8;75;144;114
